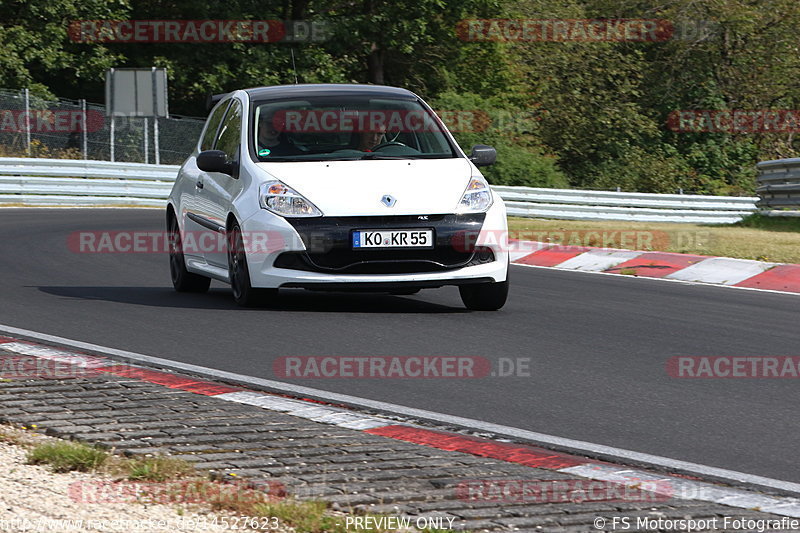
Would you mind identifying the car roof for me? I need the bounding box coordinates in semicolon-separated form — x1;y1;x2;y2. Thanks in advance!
243;84;418;101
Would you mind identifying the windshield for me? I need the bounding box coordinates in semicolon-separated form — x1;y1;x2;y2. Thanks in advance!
250;96;458;162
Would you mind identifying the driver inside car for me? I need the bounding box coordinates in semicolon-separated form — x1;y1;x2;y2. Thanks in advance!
256;109;302;157
357;125;388;152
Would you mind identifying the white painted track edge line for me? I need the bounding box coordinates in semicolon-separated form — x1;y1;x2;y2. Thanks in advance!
511;262;800;298
1;322;799;496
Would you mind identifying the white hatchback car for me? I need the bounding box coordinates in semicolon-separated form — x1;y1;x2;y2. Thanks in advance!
167;84;509;309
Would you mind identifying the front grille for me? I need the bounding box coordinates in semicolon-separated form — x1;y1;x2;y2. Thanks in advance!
274;214;492;274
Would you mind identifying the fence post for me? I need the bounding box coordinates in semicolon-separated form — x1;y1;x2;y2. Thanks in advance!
23;88;31;155
144;117;149;164
79;99;88;160
109;67;115;162
153;116;160;165
151;66;161;165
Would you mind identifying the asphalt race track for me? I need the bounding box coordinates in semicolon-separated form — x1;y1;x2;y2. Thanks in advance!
1;209;798;483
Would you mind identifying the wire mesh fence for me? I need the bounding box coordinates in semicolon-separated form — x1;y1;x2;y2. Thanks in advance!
0;88;204;165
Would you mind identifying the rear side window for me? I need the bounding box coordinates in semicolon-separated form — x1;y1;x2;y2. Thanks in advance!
215;100;243;157
199;101;230;151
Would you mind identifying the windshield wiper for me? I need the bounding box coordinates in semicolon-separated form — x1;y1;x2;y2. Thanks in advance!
259;156;361;162
358;153;411;160
258;154;423;162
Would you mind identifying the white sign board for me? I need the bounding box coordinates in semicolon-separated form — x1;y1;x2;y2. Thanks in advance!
105;68;168;117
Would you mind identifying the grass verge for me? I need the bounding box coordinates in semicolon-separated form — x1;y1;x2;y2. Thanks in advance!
117;455;196;482
18;428;443;532
508;214;800;263
27;441;108;473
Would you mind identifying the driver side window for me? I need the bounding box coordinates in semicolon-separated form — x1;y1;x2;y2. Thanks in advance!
215;100;243;158
200;101;230;152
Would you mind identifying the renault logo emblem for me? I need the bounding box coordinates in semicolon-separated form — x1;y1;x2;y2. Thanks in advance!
381;195;396;207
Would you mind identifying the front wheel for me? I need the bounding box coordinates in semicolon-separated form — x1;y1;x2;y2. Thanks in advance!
459;280;509;311
228;222;276;307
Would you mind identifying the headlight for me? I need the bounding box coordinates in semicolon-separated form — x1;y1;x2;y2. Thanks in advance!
259;180;323;217
457;177;493;213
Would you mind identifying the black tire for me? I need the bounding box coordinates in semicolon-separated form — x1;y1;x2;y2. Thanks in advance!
168;214;211;293
228;222;276;307
459;279;509;311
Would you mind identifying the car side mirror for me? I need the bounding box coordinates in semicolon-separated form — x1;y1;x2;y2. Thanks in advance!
197;150;234;175
469;145;497;167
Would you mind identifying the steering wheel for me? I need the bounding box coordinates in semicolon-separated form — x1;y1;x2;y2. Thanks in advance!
371;141;408;151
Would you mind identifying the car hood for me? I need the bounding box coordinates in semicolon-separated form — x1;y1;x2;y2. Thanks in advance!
254;158;474;216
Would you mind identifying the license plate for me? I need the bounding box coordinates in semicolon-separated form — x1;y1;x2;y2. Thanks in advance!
352;229;434;249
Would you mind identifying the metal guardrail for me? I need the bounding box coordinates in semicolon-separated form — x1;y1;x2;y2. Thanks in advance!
0;158;178;208
756;158;800;215
493;186;757;224
0;158;760;223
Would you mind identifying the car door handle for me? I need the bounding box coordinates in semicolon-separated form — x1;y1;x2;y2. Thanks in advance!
196;180;204;189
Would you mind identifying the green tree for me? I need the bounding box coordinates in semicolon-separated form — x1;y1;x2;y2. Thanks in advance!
431;91;568;187
0;0;127;98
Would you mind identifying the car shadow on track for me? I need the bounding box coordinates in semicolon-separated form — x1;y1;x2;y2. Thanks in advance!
35;286;469;314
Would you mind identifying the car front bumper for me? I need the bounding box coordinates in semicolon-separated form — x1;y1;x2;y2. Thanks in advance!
240;201;509;289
